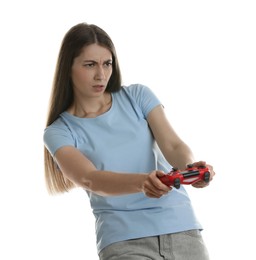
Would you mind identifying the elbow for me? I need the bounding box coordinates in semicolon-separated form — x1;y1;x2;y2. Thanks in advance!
80;178;93;191
66;170;94;191
76;171;107;196
75;173;95;191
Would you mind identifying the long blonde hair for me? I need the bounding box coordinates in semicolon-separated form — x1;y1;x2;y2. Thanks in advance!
44;23;122;194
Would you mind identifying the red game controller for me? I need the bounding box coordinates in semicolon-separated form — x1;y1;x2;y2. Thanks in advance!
159;164;210;189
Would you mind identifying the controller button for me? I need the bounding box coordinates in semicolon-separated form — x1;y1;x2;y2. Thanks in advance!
204;172;210;182
174;178;181;189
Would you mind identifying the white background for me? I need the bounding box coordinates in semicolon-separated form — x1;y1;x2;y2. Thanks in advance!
0;0;255;259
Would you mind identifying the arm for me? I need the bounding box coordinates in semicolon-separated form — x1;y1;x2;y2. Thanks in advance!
54;146;170;197
147;105;195;169
147;105;215;186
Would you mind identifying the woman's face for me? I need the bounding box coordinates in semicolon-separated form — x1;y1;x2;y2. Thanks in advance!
71;43;113;99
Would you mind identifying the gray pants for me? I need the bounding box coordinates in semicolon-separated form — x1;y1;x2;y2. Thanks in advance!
99;230;210;260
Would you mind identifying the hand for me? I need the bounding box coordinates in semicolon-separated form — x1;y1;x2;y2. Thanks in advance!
142;170;172;198
191;161;216;188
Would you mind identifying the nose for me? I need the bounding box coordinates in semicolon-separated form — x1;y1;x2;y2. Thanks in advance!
95;65;105;80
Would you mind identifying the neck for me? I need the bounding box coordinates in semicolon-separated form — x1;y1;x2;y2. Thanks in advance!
69;93;112;118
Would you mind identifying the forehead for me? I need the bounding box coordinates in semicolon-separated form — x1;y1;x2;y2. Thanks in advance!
78;43;112;60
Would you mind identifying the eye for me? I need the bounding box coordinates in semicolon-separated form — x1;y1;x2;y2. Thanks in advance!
104;61;113;67
83;63;95;67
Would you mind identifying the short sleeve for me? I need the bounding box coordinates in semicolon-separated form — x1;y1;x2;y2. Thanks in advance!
43;119;75;156
124;84;162;118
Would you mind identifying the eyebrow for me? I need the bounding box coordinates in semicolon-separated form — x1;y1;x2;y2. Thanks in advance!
82;60;95;63
82;59;112;63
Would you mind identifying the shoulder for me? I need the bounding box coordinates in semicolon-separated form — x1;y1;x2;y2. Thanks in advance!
44;115;71;136
121;83;152;96
119;84;161;118
43;115;75;156
120;84;158;103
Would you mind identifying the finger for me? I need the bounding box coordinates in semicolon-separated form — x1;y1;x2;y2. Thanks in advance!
192;161;206;167
144;188;164;198
150;172;171;192
144;179;171;198
145;183;170;197
193;180;210;188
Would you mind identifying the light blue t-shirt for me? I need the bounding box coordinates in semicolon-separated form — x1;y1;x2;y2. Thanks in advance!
44;84;202;253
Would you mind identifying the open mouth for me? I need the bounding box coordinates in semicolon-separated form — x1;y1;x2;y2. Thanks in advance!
93;85;104;92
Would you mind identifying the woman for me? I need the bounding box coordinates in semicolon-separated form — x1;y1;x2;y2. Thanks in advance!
43;22;215;260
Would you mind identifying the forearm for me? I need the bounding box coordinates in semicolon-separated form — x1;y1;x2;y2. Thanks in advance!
82;170;148;196
147;106;195;170
163;141;195;170
55;146;150;196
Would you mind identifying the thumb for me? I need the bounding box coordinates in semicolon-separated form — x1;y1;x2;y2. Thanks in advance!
156;170;166;177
